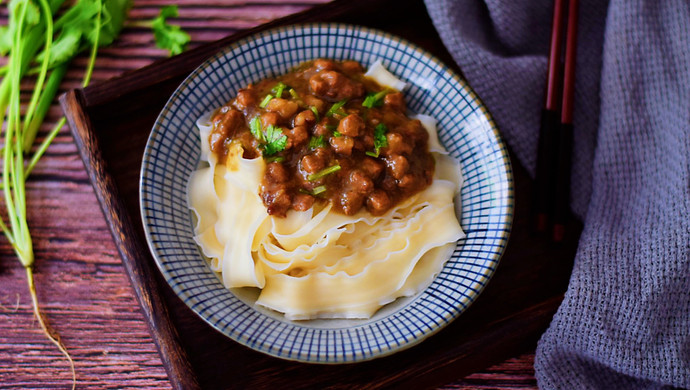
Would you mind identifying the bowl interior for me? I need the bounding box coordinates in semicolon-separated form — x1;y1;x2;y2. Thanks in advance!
140;23;513;363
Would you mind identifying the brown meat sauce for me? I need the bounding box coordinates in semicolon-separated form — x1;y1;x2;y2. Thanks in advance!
208;59;434;217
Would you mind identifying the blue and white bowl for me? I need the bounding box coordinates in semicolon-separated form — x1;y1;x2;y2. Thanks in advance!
140;23;513;363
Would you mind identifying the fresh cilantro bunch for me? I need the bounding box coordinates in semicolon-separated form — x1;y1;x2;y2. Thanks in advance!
0;1;189;387
0;1;134;386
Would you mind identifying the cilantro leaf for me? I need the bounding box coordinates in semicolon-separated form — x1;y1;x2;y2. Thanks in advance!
42;29;82;67
99;0;131;46
0;26;14;56
39;0;131;67
262;125;287;156
151;5;190;56
249;116;263;141
308;135;326;149
362;90;388;108
366;123;388;157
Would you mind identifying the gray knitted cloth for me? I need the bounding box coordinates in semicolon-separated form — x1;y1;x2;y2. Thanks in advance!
424;0;690;388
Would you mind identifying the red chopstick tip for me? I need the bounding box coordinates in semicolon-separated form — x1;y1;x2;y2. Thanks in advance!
535;213;548;232
553;224;566;242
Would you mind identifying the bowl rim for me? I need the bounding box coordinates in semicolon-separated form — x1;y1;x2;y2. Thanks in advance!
139;22;514;363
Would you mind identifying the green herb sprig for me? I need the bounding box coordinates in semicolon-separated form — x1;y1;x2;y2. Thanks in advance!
362;89;388;108
262;125;287;156
124;5;190;55
249;116;287;156
366;123;388;158
0;2;190;388
308;135;326;149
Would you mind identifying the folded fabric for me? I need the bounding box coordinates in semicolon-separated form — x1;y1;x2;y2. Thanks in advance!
425;0;690;388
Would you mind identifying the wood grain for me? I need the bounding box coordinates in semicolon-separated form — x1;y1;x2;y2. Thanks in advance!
1;0;564;389
0;2;325;389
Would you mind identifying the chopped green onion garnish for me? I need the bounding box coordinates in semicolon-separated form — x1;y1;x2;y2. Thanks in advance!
310;106;320;121
326;99;348;117
259;94;274;108
289;88;300;99
367;123;388;157
250;116;263;141
311;185;327;195
309;135;326;149
264;156;285;163
308;165;341;181
362;89;389;108
333;130;342;137
272;82;287;98
299;185;327;196
325;124;337;131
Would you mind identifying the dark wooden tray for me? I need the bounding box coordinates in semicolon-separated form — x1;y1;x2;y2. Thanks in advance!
60;0;581;388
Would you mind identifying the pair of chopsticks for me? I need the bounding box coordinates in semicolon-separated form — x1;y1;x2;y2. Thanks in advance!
533;0;579;243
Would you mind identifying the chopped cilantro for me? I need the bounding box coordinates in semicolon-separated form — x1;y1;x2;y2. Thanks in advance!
366;123;388;157
259;94;274;108
250;118;287;156
249;116;263;141
311;185;327;195
310;106;320;121
308;165;341;181
262;125;287;156
362;90;389;109
298;185;327;196
308;135;326;149
264;156;285;163
326;99;348;117
272;82;287;98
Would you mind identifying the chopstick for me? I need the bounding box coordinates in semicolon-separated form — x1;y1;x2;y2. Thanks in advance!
533;0;578;242
552;0;578;242
533;0;567;233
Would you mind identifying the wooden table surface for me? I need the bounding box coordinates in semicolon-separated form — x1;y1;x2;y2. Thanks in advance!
0;1;539;388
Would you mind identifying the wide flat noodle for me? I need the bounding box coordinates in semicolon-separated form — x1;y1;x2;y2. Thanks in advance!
188;112;465;320
364;59;407;91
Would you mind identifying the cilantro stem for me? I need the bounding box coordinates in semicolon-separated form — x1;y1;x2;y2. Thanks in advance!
22;0;54;141
326;99;348;117
26;117;65;177
308;165;341;181
3;0;30;257
82;0;102;88
259;94;274;108
311;185;327;195
23;63;68;152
